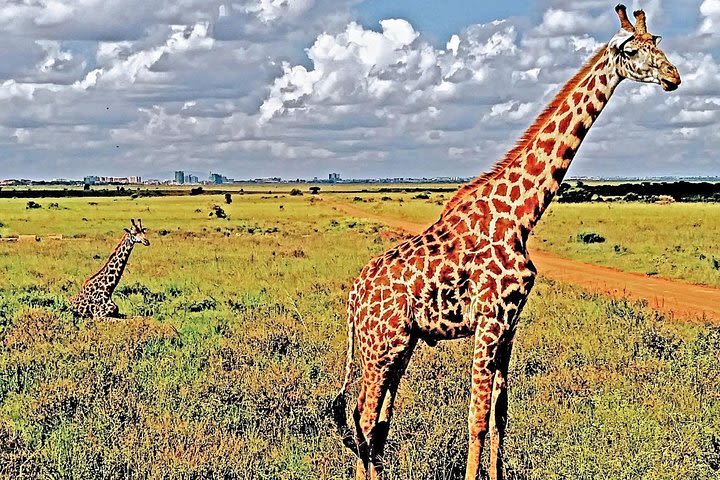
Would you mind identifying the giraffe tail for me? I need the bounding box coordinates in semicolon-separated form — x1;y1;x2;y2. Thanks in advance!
332;305;359;455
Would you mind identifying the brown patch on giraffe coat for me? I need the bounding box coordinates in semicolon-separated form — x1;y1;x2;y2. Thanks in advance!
573;121;589;139
514;196;531;218
558;113;572;133
558;144;576;161
491;198;512;214
526;152;545;176
537;139;554;156
542;121;556;134
587;103;598;119
493;217;515;242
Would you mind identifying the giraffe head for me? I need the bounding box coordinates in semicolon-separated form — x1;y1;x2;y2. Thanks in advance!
124;218;150;246
608;4;681;91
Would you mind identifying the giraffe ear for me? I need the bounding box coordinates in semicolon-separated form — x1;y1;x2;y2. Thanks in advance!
653;35;662;45
124;228;131;234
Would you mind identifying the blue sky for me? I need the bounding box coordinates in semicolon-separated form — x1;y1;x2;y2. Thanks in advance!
0;0;718;181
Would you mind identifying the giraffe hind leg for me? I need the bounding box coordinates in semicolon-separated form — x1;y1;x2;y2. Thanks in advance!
355;338;416;480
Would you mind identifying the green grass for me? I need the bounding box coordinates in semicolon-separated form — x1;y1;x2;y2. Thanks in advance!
0;195;719;479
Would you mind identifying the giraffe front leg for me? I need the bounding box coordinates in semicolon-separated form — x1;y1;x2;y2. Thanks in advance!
488;338;514;480
465;319;503;480
97;299;122;319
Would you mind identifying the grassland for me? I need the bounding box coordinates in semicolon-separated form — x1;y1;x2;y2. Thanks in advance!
330;193;720;287
1;194;720;479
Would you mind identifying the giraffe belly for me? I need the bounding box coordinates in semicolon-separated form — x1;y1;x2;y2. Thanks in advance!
413;286;485;342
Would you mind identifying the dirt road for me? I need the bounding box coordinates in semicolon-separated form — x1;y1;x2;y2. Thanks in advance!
329;200;720;324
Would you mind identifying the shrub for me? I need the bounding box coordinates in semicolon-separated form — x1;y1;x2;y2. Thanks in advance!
576;232;606;244
209;205;227;219
26;201;41;209
190;186;204;195
186;297;217;312
289;188;303;196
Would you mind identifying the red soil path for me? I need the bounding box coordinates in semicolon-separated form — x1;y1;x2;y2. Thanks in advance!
328;200;720;324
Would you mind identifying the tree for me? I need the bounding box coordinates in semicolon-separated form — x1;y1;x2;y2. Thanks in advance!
309;186;321;195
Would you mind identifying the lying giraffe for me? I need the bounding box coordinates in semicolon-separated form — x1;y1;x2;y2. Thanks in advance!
333;6;681;480
69;219;150;319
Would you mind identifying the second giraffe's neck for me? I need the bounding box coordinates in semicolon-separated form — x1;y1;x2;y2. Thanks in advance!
444;46;622;238
85;234;135;292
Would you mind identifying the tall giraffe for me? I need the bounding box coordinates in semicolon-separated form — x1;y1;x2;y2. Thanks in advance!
333;6;681;480
69;219;150;319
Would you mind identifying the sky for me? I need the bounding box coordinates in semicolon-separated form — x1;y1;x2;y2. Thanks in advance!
0;0;719;181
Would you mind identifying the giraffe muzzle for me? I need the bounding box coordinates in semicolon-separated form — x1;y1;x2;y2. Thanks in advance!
659;65;681;91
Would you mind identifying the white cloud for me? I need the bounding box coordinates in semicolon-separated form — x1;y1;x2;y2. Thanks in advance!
699;0;720;39
0;0;718;180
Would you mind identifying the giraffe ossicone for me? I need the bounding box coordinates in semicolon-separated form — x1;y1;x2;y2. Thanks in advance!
69;218;150;320
333;5;680;480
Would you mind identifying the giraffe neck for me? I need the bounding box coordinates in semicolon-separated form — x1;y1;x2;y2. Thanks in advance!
442;45;621;241
84;234;135;294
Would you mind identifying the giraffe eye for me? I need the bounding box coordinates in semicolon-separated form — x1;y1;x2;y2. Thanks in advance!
624;47;638;57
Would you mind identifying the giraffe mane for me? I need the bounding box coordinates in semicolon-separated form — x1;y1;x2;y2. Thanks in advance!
441;45;609;218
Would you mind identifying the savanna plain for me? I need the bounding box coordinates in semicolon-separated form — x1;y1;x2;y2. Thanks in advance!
1;191;720;479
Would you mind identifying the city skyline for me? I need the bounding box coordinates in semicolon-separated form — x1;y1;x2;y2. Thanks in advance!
0;1;719;180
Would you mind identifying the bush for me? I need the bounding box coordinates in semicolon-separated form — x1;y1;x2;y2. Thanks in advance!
576;232;606;244
225;193;232;204
209;205;227;219
557;187;593;203
26;201;41;209
190;186;204;195
289;188;303;196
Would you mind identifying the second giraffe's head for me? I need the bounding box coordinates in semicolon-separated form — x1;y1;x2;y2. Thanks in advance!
125;218;150;246
609;4;681;91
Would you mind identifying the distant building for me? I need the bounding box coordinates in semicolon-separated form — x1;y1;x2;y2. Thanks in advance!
84;175;99;185
209;172;225;184
128;176;141;184
175;171;185;184
329;173;341;182
184;174;199;184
